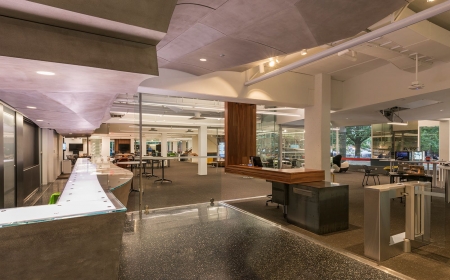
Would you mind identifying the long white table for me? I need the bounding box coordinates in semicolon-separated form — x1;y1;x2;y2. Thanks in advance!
0;158;131;227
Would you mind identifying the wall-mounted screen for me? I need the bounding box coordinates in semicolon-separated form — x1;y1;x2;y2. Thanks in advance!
69;143;83;151
218;142;225;158
62;143;66;151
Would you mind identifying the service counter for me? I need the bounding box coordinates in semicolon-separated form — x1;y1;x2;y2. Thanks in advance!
0;158;133;280
226;165;349;234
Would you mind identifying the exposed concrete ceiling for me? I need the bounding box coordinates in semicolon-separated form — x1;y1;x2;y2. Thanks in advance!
0;56;150;136
0;0;178;136
158;0;408;75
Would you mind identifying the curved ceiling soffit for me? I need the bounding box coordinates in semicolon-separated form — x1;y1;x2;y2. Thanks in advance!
157;0;408;76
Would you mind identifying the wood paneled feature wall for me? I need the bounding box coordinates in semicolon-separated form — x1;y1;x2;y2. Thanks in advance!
114;139;131;153
225;102;256;166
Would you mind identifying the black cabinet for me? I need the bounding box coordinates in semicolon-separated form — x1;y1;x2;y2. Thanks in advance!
286;181;349;235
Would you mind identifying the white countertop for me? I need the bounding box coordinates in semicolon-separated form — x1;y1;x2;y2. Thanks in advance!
0;158;131;227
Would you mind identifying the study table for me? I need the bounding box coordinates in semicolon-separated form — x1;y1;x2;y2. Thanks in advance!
380;159;442;188
225;165;349;234
0;158;133;279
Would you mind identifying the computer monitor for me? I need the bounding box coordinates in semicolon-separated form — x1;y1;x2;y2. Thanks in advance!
251;156;263;167
413;151;423;161
395;151;409;161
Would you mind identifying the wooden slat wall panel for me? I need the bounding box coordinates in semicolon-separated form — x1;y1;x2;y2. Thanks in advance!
225;102;256;166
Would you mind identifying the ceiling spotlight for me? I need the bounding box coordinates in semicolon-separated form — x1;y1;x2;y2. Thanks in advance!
300;49;307;56
27;106;36;109
36;119;43;122
427;0;435;2
199;58;207;62
268;60;275;67
36;71;55;76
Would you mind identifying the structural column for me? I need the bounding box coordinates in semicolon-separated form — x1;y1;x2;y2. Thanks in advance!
161;133;167;157
439;121;450;161
172;141;178;152
305;74;331;181
198;126;207;175
224;102;256;167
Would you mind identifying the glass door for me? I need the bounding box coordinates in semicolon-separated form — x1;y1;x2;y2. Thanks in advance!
3;107;16;208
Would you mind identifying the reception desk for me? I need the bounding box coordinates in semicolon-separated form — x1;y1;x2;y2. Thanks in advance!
226;165;348;234
225;165;325;184
0;158;133;280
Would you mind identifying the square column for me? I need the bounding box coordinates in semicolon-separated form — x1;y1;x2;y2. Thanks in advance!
161;133;167;157
305;74;331;181
440;121;450;161
198;125;207;175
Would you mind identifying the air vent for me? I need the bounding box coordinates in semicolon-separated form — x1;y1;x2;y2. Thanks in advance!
189;112;206;120
110;113;125;118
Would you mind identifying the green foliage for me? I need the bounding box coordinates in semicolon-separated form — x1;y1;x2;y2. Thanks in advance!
420;126;439;153
346;126;372;157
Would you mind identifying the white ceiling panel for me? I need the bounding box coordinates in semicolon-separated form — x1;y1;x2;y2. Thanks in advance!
330;59;389;81
158;23;225;61
407;40;450;62
382;28;428;47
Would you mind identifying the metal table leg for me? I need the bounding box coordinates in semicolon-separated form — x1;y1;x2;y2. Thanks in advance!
154;159;172;183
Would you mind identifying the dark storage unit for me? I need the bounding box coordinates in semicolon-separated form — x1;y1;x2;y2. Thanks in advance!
286;181;349;235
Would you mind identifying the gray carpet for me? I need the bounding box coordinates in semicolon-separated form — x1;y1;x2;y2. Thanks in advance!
126;161;271;211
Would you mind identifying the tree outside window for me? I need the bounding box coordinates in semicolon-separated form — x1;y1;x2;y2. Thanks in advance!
346;126;372;158
420;126;439;157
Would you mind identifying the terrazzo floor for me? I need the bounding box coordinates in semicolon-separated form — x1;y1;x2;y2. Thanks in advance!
119;203;407;280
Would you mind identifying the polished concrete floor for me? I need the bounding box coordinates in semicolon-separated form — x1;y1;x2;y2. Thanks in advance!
119;203;404;280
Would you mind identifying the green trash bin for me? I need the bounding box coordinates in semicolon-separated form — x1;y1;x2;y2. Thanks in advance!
48;192;61;204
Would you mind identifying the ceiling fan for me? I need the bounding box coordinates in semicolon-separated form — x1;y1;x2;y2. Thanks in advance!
409;53;424;90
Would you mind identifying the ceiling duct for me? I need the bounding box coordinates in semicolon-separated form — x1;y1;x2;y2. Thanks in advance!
190;112;206;120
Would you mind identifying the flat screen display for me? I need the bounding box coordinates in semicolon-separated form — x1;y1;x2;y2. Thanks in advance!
218;142;225;158
69;143;83;151
395;151;409;160
414;151;423;161
62;143;66;151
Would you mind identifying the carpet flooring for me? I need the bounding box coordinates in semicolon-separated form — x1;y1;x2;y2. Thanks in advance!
126;161;271;211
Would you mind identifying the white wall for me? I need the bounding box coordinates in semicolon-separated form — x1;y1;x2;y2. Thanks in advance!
64;138;87;155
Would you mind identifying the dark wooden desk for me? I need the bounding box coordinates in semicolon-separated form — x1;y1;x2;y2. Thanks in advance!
225;165;325;184
389;173;432;184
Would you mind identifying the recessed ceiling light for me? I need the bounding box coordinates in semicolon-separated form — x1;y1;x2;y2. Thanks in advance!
268;61;275;67
300;49;307;56
199;58;207;62
36;119;43;122
440;110;444;111
219;54;225;57
69;133;72;135
427;0;435;2
27;106;36;109
36;71;55;76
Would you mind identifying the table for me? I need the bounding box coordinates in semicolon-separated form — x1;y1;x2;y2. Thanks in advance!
116;161;142;192
389;173;432;184
154;159;172;183
136;156;173;183
381;159;442;188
